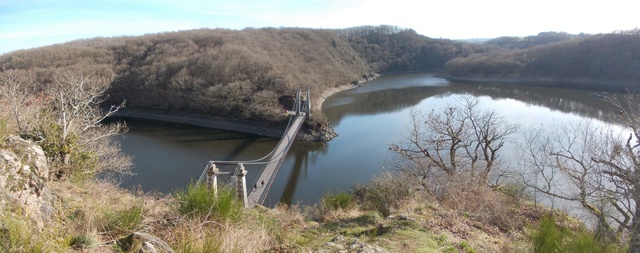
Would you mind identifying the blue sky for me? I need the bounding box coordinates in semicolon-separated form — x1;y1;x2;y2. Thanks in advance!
1;0;638;54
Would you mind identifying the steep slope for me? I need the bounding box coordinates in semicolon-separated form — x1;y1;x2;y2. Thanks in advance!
445;30;640;87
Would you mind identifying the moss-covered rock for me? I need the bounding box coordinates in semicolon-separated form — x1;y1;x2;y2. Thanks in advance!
118;232;175;253
0;135;54;230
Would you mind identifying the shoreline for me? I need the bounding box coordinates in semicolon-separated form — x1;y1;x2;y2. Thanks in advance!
313;83;358;111
112;76;374;141
313;73;380;110
113;108;287;139
440;74;640;91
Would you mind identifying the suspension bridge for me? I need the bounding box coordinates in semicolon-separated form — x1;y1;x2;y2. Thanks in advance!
198;89;311;208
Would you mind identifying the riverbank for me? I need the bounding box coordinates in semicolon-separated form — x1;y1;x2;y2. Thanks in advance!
113;75;379;142
313;73;380;110
113;108;287;139
441;74;640;91
313;83;357;112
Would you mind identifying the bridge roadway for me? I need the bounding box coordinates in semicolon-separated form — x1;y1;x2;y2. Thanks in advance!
247;114;306;207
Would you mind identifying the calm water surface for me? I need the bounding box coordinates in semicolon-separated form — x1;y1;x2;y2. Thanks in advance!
118;73;618;207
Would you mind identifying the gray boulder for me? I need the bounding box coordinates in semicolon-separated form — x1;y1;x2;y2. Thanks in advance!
118;232;175;253
0;135;54;229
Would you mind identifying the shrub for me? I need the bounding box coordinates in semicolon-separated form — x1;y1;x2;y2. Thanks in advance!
532;215;563;253
497;182;532;206
352;172;413;217
530;215;626;253
322;192;353;210
439;176;520;232
174;182;242;220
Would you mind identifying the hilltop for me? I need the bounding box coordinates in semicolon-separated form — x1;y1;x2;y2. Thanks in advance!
445;30;640;88
0;26;480;139
2;26;639;139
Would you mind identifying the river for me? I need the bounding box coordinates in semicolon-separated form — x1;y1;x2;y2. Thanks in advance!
116;73;620;208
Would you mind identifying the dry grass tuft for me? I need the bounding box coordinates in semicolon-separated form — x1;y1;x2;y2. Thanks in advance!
436;175;531;233
269;204;307;229
164;213;282;252
43;179;173;251
42;179;292;252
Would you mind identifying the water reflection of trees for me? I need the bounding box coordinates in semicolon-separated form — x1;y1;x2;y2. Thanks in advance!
325;81;626;125
454;83;620;124
324;86;450;122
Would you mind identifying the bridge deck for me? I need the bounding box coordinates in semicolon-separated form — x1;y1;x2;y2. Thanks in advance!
247;114;306;207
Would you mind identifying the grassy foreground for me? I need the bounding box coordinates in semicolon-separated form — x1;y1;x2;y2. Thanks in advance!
0;173;628;253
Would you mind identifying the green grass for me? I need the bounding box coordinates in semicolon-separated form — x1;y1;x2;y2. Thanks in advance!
103;204;144;233
322;192;353;210
0;214;62;253
532;215;563;253
459;241;477;253
174;182;242;220
69;232;99;250
171;232;223;253
531;215;626;253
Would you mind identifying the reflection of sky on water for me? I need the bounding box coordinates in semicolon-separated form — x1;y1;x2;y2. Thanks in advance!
423;95;587;128
346;73;449;95
399;92;630;226
323;97;355;108
121;72;632;216
287;73;629;208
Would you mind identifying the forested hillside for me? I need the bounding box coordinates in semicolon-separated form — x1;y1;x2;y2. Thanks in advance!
338;25;481;72
4;26;634;129
485;31;578;50
446;30;640;86
0;26;475;126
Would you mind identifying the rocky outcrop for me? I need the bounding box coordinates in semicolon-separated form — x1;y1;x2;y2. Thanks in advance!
317;235;389;253
0;135;55;229
298;124;339;142
118;232;175;253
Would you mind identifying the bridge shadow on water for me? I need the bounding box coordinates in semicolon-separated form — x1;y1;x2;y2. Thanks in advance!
279;150;308;205
220;136;260;161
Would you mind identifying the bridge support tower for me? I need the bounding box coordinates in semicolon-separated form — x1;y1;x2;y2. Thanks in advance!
235;164;249;208
205;162;250;208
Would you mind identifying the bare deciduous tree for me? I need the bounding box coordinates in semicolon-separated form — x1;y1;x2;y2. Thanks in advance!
0;69;41;133
50;70;124;143
44;69;127;178
390;96;518;187
1;67;131;180
520;93;640;251
519;120;619;240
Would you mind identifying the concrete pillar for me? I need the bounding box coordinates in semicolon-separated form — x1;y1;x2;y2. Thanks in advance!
306;89;311;116
235;163;249;208
296;89;302;116
206;162;219;198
